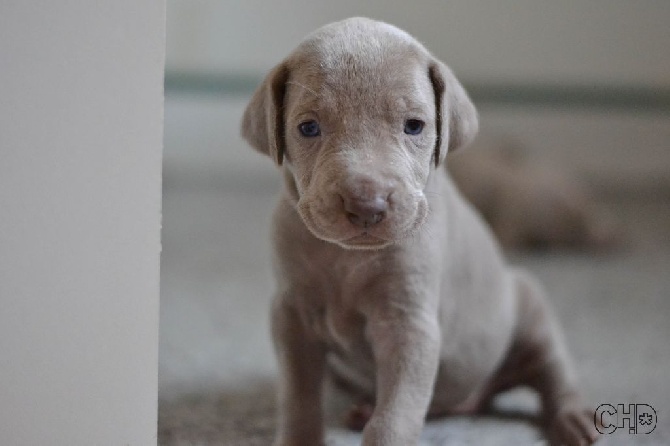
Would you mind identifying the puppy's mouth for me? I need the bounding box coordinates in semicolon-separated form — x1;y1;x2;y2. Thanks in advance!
297;195;428;250
339;232;391;250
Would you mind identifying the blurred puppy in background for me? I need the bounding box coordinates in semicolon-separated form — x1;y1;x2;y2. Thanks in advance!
449;136;623;251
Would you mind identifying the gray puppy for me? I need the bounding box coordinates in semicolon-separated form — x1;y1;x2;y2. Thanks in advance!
241;17;599;446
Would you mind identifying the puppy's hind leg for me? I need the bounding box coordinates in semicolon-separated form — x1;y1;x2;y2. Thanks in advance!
501;270;600;446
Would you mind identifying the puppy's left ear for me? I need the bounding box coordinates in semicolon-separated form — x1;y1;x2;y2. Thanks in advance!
429;60;479;166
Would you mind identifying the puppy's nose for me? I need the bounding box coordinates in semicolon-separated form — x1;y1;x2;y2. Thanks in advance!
343;195;388;228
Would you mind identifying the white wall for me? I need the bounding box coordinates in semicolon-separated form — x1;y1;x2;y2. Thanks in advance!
167;0;670;87
0;2;164;445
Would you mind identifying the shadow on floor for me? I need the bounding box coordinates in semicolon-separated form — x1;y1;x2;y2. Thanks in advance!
158;379;277;446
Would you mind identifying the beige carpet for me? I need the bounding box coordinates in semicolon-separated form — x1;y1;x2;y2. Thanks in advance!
158;175;669;445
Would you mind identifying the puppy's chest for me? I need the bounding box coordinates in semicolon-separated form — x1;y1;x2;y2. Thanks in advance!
306;294;367;357
284;237;400;360
297;261;376;356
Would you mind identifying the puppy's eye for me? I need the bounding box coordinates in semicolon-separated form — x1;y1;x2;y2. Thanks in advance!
404;119;424;135
298;120;321;137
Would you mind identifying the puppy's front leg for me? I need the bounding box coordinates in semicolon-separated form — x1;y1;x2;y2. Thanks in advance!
362;309;440;446
272;299;326;446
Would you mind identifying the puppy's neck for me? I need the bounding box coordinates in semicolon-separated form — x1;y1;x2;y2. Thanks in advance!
281;167;301;206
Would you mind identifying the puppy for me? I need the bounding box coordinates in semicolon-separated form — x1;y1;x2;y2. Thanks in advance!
448;138;623;251
241;17;599;446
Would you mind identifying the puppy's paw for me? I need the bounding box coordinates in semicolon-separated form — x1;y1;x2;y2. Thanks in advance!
344;402;374;431
547;406;600;446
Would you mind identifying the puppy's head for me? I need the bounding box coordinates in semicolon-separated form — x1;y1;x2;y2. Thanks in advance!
242;17;478;250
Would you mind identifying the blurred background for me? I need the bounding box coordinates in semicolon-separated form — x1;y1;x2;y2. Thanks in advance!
159;2;670;445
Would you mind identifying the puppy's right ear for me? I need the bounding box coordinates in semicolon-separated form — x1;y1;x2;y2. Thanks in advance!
428;60;479;167
241;62;290;165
